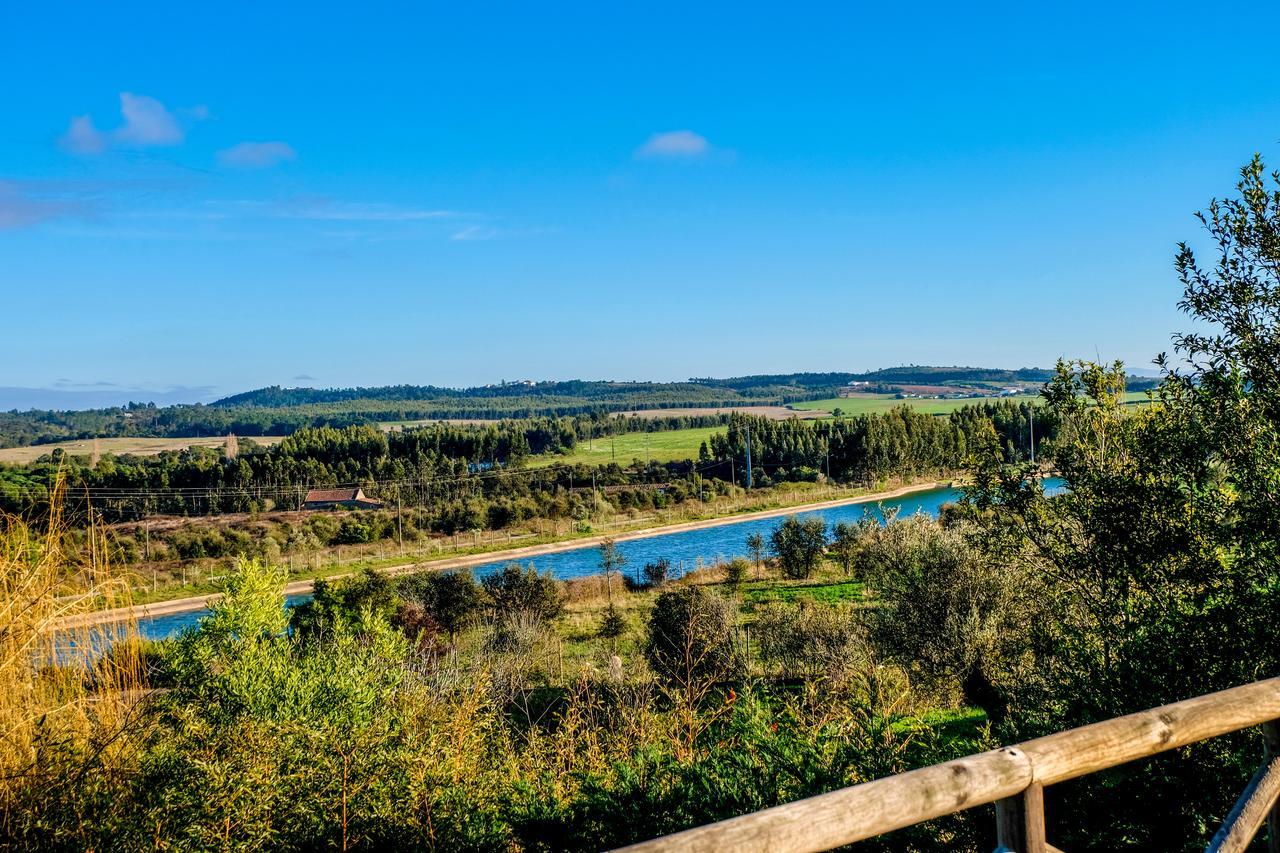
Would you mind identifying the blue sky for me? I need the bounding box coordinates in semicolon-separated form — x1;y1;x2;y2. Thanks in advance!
3;2;1279;405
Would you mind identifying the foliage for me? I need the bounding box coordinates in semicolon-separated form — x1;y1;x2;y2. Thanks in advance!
642;557;671;589
769;516;828;579
753;601;869;683
397;569;483;640
481;563;565;624
645;587;742;690
950;159;1280;849
858;517;1030;713
724;557;750;588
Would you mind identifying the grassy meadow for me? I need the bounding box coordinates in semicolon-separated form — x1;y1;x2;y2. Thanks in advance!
527;425;722;467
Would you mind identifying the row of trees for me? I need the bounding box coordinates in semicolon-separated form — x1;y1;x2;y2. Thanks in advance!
701;399;1050;486
2;402;1044;531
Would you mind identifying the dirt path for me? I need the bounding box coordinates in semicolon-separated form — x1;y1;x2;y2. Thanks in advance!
64;480;949;628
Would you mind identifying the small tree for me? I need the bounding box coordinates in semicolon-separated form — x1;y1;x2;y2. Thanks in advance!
642;557;671;589
769;516;828;579
745;532;766;579
481;563;564;624
598;538;625;605
645;586;741;690
724;557;750;588
398;570;482;643
598;605;626;641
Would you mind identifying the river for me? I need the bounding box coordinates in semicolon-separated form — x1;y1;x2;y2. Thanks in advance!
135;479;1064;641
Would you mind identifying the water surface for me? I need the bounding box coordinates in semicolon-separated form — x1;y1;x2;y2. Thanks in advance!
137;479;1064;641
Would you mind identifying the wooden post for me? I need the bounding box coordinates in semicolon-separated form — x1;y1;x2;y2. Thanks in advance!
1266;721;1279;853
995;779;1045;853
1207;720;1280;853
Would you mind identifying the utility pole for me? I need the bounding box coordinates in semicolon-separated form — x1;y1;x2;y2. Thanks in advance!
1029;405;1036;466
396;493;403;549
744;426;753;489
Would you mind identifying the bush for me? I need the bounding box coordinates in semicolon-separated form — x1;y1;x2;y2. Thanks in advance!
645;587;741;690
290;567;397;637
643;557;671;588
861;516;1031;714
481;563;565;624
598;605;626;640
724;557;749;587
397;570;482;641
335;517;373;544
753;601;868;683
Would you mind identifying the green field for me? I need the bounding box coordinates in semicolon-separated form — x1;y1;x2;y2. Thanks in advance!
528;426;721;467
791;391;1155;417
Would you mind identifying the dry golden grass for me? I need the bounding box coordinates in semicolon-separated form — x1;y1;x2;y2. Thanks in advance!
0;435;286;464
0;481;146;804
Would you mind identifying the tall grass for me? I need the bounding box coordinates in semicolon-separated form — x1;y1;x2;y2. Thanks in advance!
0;482;145;836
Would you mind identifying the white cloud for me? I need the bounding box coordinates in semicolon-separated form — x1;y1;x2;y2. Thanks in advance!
217;141;297;169
635;129;711;160
60;93;195;154
114;93;184;145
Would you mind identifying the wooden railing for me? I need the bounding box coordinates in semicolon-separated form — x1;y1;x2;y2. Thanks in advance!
617;677;1280;853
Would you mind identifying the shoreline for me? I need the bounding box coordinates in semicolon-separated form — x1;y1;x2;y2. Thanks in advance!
60;480;950;629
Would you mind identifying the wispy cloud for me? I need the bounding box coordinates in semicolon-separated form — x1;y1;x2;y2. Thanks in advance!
60;93;199;154
271;198;464;222
450;224;498;241
635;129;712;160
60;116;107;155
217;141;297;169
0;180;93;229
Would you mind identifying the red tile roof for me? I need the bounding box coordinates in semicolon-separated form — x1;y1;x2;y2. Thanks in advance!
304;488;363;503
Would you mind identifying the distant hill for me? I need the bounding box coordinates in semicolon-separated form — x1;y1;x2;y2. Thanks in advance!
847;366;1056;385
0;366;1159;450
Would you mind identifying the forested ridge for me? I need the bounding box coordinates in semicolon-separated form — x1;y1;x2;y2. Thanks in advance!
0;377;822;448
0;367;1159;450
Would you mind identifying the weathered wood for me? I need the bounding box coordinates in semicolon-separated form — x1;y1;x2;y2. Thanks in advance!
1205;723;1280;853
995;782;1046;853
1019;679;1280;786
1265;722;1279;853
617;678;1280;853
614;747;1033;853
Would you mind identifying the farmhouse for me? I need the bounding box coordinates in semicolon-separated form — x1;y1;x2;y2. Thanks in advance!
302;487;383;511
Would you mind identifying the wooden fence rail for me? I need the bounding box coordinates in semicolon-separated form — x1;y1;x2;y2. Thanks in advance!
615;676;1280;853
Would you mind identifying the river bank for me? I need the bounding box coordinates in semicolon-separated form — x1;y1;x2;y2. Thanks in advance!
60;480;951;630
